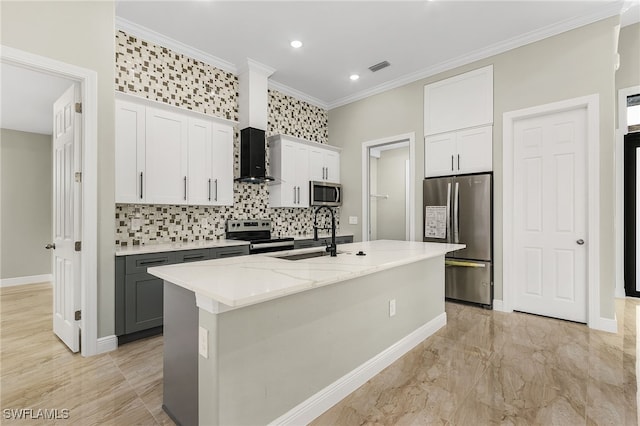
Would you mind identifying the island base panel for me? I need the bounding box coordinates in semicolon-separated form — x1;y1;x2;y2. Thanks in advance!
163;282;198;426
198;256;445;425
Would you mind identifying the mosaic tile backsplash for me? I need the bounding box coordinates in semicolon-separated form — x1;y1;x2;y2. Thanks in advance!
115;31;335;246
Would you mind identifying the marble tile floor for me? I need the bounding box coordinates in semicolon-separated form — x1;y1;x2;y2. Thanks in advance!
1;283;638;425
0;283;173;425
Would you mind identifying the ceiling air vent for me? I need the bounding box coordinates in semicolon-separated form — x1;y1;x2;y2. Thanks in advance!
368;61;390;72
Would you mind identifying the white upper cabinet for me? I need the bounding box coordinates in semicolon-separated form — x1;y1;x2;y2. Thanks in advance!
269;137;309;208
210;122;234;206
187;119;234;206
145;107;189;205
424;65;493;136
309;146;340;183
115;100;146;203
425;125;493;177
115;93;236;206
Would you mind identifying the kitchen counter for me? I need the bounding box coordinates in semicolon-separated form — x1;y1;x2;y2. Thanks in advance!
114;238;249;256
149;239;463;310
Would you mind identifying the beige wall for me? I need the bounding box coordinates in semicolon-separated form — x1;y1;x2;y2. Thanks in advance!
0;129;52;279
329;17;619;319
616;23;640;94
1;1;116;336
376;147;409;240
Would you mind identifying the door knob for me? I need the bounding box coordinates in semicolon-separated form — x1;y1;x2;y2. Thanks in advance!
45;243;56;250
576;239;585;245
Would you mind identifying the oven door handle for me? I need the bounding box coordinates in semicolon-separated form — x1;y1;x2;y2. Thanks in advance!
250;241;295;250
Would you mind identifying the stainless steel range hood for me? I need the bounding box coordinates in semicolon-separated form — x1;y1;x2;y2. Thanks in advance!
236;59;275;184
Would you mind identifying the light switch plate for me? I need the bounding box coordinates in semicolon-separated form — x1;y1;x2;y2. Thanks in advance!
349;216;358;225
199;326;208;358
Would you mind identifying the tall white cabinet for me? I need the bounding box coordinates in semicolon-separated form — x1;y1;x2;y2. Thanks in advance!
424;65;493;178
268;134;341;208
115;94;235;206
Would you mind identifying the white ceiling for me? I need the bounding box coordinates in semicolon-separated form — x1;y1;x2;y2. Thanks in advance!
1;1;638;136
1;63;74;135
115;0;640;109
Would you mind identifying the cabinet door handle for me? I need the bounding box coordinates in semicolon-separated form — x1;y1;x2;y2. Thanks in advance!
457;154;460;170
215;179;218;201
451;155;454;171
184;176;187;201
208;179;212;201
297;186;301;204
139;259;167;266
183;254;205;261
140;172;144;199
293;186;297;204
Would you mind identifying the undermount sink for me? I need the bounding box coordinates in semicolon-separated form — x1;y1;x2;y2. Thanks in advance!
276;250;342;261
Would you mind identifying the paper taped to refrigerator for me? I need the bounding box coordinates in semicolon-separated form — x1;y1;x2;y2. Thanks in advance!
425;206;447;239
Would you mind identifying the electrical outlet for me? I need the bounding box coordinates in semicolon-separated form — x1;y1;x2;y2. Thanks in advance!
199;326;208;359
201;217;209;229
389;299;396;317
349;216;358;225
130;217;142;231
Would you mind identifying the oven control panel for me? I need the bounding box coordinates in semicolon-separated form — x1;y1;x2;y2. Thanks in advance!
226;219;271;233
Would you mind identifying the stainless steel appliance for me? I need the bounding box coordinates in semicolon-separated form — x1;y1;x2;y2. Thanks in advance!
226;219;294;254
423;173;492;307
310;181;342;207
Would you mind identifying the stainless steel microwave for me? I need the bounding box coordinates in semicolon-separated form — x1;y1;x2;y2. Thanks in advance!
310;181;342;206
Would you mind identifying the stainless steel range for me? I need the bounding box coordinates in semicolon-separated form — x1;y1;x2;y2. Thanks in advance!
225;219;294;254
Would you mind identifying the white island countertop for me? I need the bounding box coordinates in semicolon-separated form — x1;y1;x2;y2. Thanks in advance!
148;240;464;311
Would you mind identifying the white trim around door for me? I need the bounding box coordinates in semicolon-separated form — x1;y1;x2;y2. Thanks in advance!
361;133;416;242
615;85;640;298
1;45;100;356
502;94;614;332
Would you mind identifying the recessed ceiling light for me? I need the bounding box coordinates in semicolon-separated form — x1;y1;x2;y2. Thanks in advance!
290;40;302;49
350;74;360;81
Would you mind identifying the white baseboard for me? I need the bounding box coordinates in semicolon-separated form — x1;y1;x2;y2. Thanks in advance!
590;315;618;333
492;299;510;312
269;312;447;426
96;335;118;354
0;274;52;288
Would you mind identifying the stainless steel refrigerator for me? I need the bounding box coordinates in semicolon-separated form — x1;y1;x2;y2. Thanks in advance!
423;173;492;307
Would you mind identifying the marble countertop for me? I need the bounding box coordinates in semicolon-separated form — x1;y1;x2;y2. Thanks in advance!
148;240;465;310
114;232;354;256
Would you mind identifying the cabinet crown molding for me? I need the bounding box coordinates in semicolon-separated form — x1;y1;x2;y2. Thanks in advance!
267;134;341;153
115;91;238;126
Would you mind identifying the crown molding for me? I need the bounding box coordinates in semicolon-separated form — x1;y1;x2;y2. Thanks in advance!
268;80;329;110
327;1;624;110
238;58;276;77
115;17;237;74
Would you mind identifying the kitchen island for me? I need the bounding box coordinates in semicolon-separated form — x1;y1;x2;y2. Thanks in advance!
148;240;464;426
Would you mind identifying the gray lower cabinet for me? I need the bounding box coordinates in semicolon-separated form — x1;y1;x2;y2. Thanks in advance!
116;245;249;343
293;235;353;249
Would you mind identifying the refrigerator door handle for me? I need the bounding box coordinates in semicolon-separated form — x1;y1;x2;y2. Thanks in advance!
453;181;460;243
446;182;451;240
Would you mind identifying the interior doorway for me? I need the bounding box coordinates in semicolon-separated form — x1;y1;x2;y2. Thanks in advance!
369;144;410;240
1;46;100;356
361;133;416;242
623;94;640;298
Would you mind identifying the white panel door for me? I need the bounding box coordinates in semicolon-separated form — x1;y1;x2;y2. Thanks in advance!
187;118;213;206
115;100;145;203
52;84;81;352
279;141;297;207
211;122;234;206
513;107;587;322
145;107;188;205
425;131;456;177
456;125;493;175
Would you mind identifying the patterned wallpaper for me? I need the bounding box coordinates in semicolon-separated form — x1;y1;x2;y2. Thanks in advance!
115;31;336;246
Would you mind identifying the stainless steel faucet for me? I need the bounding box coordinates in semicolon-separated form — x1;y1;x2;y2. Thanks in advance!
313;206;337;257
